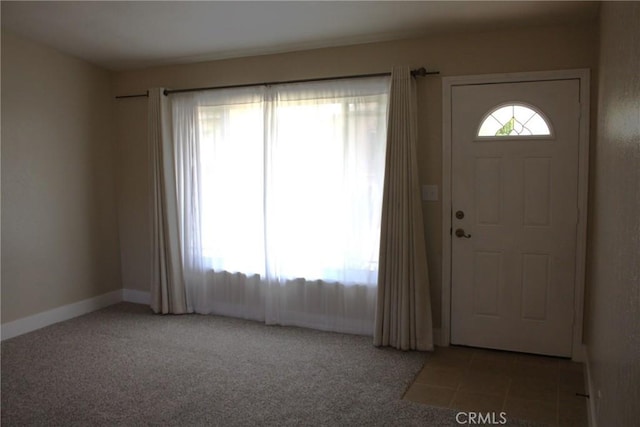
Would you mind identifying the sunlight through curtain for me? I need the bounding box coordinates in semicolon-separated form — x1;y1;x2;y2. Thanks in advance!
170;78;389;335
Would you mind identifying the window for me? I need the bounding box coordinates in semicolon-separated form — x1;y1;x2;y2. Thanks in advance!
174;77;389;287
170;77;390;334
477;103;552;138
197;94;265;276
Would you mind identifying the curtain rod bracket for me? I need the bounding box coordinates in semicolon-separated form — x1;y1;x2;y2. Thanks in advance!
411;67;439;77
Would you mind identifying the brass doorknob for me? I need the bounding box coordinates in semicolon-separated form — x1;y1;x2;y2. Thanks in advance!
455;228;471;238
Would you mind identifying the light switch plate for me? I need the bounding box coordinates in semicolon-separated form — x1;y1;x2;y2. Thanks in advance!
422;185;438;201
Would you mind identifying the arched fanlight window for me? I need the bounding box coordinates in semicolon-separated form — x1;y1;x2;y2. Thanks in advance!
477;103;553;138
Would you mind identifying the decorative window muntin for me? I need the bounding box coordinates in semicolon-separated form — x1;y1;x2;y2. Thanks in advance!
477;103;553;139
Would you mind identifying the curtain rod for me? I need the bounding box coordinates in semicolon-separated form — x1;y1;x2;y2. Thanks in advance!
114;67;438;99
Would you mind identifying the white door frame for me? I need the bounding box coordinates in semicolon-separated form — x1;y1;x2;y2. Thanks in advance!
441;69;590;361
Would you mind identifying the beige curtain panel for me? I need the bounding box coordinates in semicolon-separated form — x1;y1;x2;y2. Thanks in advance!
374;67;434;351
148;88;189;314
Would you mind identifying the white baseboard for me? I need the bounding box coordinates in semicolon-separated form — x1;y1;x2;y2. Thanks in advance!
1;290;123;341
122;289;151;305
584;346;598;427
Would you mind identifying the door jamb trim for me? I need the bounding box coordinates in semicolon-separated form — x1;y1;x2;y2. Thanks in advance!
441;69;590;361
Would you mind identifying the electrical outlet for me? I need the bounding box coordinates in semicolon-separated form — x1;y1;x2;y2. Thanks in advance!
422;185;438;201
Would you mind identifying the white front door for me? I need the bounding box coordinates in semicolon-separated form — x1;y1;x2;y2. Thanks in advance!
450;79;581;357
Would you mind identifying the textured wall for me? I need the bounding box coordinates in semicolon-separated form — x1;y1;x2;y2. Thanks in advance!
113;23;597;330
1;31;122;323
586;2;640;425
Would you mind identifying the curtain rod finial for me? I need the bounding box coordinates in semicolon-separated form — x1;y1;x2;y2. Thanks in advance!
415;67;427;76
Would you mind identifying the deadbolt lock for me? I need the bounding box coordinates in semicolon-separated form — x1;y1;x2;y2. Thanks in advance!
455;210;465;219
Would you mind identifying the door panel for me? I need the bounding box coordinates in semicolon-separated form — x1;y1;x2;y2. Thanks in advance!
450;79;580;357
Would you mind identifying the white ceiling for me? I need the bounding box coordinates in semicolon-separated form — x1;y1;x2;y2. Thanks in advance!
1;1;599;71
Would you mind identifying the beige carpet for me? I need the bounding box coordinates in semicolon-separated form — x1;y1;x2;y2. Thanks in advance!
2;303;541;426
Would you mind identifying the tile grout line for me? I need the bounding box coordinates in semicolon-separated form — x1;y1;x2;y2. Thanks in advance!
446;367;463;409
446;349;473;410
501;374;512;413
556;371;561;427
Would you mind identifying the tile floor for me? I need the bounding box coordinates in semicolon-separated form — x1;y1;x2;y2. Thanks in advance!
403;346;588;426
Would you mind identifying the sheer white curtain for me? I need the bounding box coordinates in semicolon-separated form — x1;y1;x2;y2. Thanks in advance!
171;77;389;335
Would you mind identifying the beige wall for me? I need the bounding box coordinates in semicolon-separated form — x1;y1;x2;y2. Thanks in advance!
585;3;640;425
1;31;122;323
114;23;597;332
113;23;597;328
